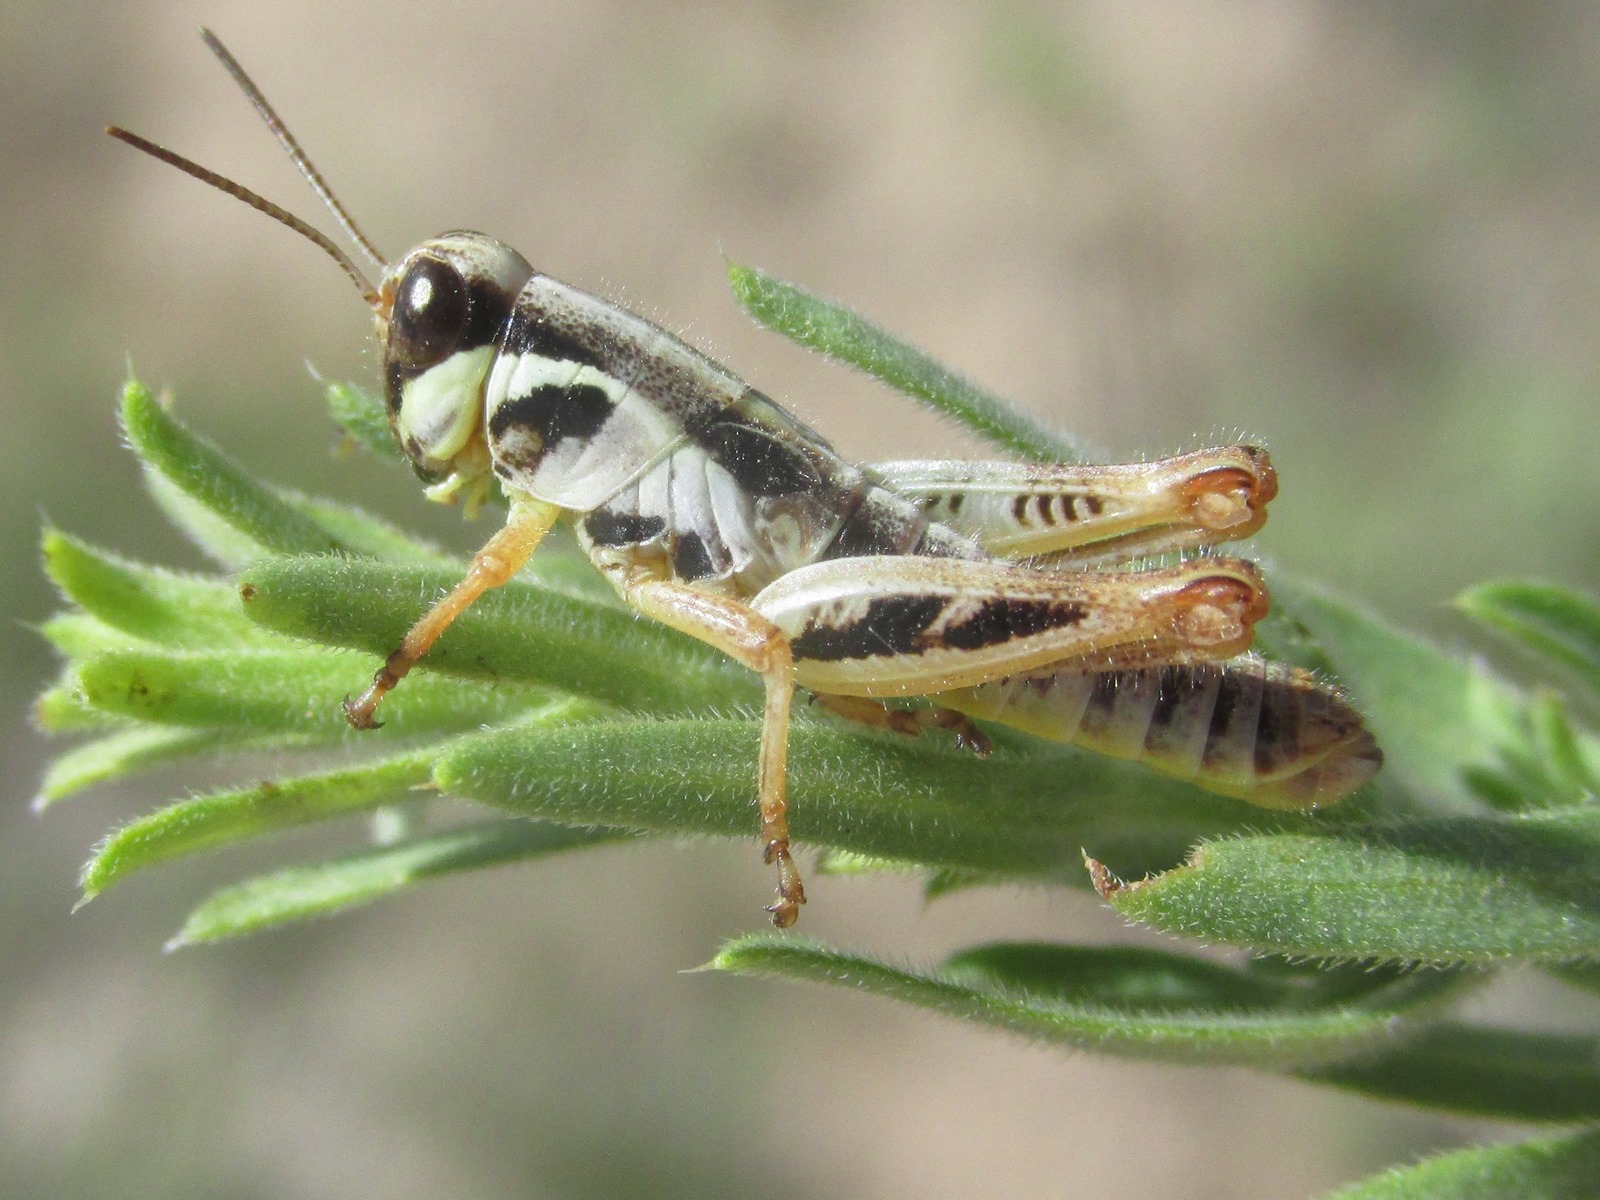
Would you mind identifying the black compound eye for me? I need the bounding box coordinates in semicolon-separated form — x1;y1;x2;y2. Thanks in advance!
389;255;468;370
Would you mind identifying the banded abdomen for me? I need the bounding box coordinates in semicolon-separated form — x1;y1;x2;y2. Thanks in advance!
939;658;1382;808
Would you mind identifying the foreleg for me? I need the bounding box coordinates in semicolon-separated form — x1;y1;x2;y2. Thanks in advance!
344;497;561;728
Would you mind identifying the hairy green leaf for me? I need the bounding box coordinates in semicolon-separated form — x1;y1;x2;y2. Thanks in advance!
1458;579;1600;703
323;379;401;461
727;263;1080;463
79;750;439;898
1303;1022;1600;1123
1098;807;1600;963
437;716;1308;882
72;646;557;735
120;379;347;558
36;726;257;808
170;819;629;945
1274;578;1560;808
42;528;271;648
237;556;757;714
1323;1127;1600;1199
713;936;1447;1068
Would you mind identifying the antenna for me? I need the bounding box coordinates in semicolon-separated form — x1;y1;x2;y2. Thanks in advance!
106;126;381;309
105;29;389;308
197;27;387;270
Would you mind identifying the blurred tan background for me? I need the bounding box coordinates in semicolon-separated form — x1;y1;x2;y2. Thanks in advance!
7;2;1600;1196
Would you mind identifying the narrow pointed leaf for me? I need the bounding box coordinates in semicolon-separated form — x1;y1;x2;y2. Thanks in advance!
120;379;347;557
727;263;1080;463
42;528;270;647
170;819;630;945
38;612;145;657
323;380;400;461
282;494;453;566
145;472;276;567
1302;1023;1600;1123
80;750;438;898
237;556;757;714
36;726;252;807
73;646;557;735
934;947;1465;1017
1323;1128;1600;1200
34;681;126;733
1098;807;1600;963
1274;578;1569;808
712;936;1439;1068
1526;694;1600;798
1458;579;1600;702
1547;960;1600;997
437;717;1307;881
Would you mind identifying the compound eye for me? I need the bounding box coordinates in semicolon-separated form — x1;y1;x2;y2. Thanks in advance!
389;255;468;370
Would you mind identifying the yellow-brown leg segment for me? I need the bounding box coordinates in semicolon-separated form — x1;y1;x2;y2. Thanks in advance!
624;579;805;927
343;498;562;729
812;694;994;756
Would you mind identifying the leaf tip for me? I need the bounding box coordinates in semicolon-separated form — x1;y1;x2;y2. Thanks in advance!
162;929;195;953
1084;853;1125;899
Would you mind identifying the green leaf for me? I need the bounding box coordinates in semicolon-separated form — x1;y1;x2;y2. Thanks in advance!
120;379;347;558
170;818;630;945
1303;1022;1600;1124
436;717;1308;882
940;942;1324;1010
1274;577;1565;809
1097;807;1600;963
727;263;1080;463
1458;579;1600;704
711;936;1448;1068
323;379;401;461
72;646;558;735
79;750;438;898
1322;1127;1600;1200
144;472;276;567
42;528;272;648
37;612;146;658
1547;960;1600;997
237;556;757;715
34;679;127;733
35;726;257;808
280;493;453;566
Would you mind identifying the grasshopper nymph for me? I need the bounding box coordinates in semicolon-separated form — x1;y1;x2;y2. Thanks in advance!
110;31;1380;926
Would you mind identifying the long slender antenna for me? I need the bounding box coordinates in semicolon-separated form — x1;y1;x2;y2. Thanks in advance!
198;27;388;271
106;126;381;308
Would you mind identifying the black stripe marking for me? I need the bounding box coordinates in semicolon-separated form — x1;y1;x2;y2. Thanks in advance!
584;511;666;547
826;491;925;558
503;318;606;370
1011;494;1030;524
1144;666;1198;747
1252;679;1297;774
1083;672;1123;725
791;595;946;662
700;414;823;496
1201;669;1245;766
940;597;1088;651
488;383;614;450
1084;494;1104;516
671;533;717;581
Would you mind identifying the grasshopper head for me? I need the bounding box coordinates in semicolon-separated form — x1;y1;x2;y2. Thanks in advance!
376;233;535;511
107;35;539;515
